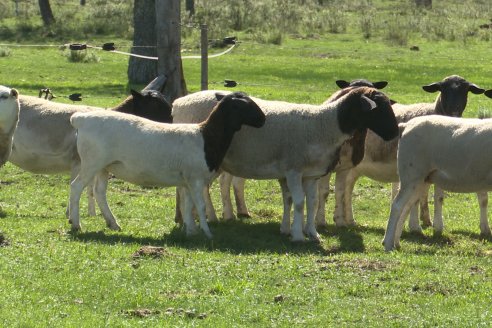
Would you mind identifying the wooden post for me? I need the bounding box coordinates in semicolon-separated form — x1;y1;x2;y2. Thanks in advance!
200;24;208;91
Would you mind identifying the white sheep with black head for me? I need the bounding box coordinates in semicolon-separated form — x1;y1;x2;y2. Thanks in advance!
333;75;486;233
69;92;265;237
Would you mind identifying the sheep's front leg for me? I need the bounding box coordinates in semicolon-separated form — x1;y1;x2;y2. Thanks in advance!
419;185;432;227
232;177;250;218
189;181;213;239
315;173;331;228
174;189;183;226
219;173;235;220
69;176;85;231
204;184;218;222
93;170;120;231
408;201;422;234
433;187;445;235
303;178;320;242
278;178;292;235
285;172;305;242
86;179;97;217
477;191;491;236
179;187;198;236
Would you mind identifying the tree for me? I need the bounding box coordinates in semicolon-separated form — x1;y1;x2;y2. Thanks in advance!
128;0;158;84
38;0;55;26
155;0;187;102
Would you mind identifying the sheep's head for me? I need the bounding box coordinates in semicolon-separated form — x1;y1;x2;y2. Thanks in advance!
484;89;492;99
423;75;485;117
0;86;20;127
337;87;398;142
214;92;265;131
336;79;388;90
130;89;173;123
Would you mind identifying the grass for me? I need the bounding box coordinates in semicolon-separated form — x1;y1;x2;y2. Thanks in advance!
1;1;492;326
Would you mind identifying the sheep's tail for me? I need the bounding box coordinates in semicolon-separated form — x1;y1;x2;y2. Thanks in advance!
70;112;85;130
398;122;407;138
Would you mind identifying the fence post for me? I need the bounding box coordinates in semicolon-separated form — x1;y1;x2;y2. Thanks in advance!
200;24;208;90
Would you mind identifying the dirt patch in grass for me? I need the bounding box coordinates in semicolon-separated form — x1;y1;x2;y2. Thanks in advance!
316;258;395;272
132;246;170;259
124;308;161;318
0;233;10;246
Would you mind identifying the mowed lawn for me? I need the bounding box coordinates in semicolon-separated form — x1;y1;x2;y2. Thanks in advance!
1;35;492;326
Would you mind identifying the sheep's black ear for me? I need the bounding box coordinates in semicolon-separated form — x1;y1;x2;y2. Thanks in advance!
469;83;485;95
373;81;388;89
131;89;143;98
336;80;350;89
10;88;18;98
360;95;377;112
484;89;492;99
422;83;441;93
215;92;228;101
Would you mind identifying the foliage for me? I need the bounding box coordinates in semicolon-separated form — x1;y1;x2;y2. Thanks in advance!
0;46;11;57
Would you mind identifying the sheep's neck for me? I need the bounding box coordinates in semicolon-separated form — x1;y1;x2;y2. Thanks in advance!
111;96;132;113
199;108;236;172
0;131;14;167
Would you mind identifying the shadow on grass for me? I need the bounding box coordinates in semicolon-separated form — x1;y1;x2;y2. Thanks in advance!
399;230;454;247
451;229;492;242
70;219;369;255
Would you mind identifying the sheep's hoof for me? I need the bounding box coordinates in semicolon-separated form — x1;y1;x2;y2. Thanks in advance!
107;223;121;231
308;232;321;243
237;212;251;219
222;214;236;221
207;216;219;223
280;226;290;235
290;233;306;243
70;225;82;233
433;229;443;237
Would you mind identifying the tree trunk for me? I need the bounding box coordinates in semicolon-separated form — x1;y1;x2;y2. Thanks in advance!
185;0;195;16
128;0;158;84
80;0;86;5
415;0;432;9
38;0;55;26
155;0;187;102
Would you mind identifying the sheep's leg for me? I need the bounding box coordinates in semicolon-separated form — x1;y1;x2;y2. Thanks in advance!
419;185;432;227
278;178;292;235
285;171;306;242
69;168;99;231
408;201;423;234
174;189;183;226
204;183;218;222
315;173;331;228
87;179;97;217
342;169;359;226
303;178;320;242
189;181;213;239
219;173;235;220
333;170;349;227
93;170;120;231
232;177;250;218
433;186;445;235
477;191;491;236
179;187;198;236
383;181;423;251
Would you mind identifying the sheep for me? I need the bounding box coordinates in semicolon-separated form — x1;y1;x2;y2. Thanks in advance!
68;92;265;237
218;86;398;241
0;86;20;167
8;76;173;218
332;75;486;233
172;79;389;223
383;114;492;251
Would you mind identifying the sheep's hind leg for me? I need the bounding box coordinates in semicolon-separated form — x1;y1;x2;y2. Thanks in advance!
93;171;121;231
477;191;491;237
69;171;98;231
433;187;445;235
179;187;199;236
285;172;306;242
232;177;251;218
303;178;320;242
278;178;292;235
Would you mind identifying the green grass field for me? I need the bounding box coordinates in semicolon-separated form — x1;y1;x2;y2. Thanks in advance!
2;2;492;326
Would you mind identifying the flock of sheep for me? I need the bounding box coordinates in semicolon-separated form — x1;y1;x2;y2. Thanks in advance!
1;74;492;251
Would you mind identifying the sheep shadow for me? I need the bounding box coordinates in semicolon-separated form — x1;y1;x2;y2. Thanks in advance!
69;219;369;255
451;229;492;242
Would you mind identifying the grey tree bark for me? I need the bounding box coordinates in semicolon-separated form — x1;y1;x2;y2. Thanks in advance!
155;0;187;102
128;0;159;84
38;0;55;26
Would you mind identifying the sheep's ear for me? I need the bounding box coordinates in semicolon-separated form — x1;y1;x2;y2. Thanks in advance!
469;83;485;95
484;90;492;99
131;89;143;99
10;88;18;98
336;80;350;89
361;95;377;112
373;81;388;89
215;92;228;101
422;83;441;93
